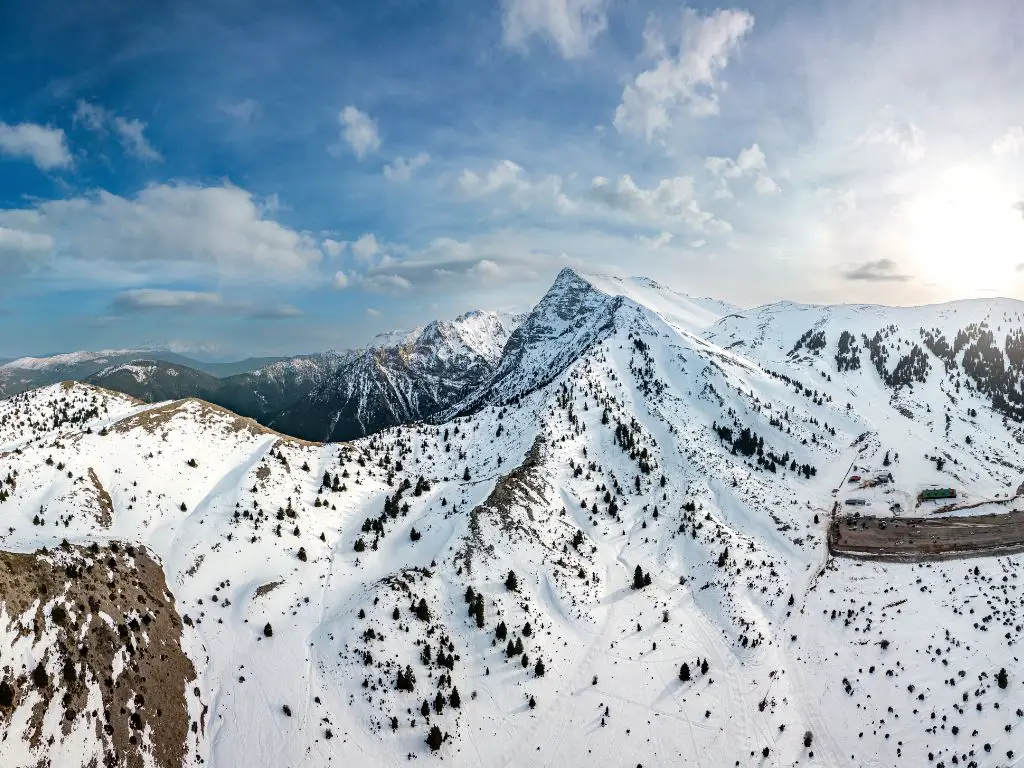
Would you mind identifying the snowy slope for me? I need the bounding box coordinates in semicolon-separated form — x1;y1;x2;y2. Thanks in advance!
1;272;1024;767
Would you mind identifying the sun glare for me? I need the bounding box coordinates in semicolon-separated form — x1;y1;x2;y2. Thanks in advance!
904;164;1024;293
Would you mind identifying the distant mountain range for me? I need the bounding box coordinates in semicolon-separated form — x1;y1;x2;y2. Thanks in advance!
0;311;524;442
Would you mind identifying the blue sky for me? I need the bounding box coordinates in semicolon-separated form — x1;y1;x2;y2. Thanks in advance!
1;0;1024;358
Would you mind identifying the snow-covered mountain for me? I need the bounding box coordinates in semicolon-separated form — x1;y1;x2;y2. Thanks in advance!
63;310;523;443
273;310;523;441
2;270;1024;767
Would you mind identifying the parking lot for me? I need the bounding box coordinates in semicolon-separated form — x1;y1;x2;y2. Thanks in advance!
829;510;1024;561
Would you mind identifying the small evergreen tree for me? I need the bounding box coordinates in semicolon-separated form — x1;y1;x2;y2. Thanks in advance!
433;691;445;714
474;597;485;628
632;565;645;590
426;725;443;751
449;687;461;708
998;667;1009;689
415;598;430;622
505;570;518;591
496;621;507;640
679;663;690;682
535;658;545;677
522;622;532;636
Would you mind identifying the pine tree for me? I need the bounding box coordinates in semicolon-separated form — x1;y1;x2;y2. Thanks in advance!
535;658;545;677
426;725;443;751
496;621;507;640
433;691;445;714
522;622;532;636
700;658;709;675
998;667;1009;689
505;570;518;591
464;586;475;604
415;598;430;621
421;699;430;717
679;663;690;682
514;637;524;654
449;686;461;708
474;597;485;628
632;565;645;590
393;606;400;620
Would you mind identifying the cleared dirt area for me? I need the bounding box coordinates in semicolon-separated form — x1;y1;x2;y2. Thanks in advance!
829;510;1024;561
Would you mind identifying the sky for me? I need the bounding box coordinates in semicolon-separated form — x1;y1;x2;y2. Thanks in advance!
1;0;1024;359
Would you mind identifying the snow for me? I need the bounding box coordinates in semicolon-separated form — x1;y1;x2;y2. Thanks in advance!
1;270;1024;766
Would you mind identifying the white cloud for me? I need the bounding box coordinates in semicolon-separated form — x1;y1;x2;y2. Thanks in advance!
457;159;574;213
0;226;55;275
114;289;222;311
856;106;925;161
323;238;348;258
221;99;259;122
614;9;754;141
992;126;1024;156
705;143;779;197
340;106;381;159
73;101;108;132
73;101;161;161
0;183;323;282
332;270;350;289
501;0;609;59
638;231;673;250
363;273;412;292
366;307;381;317
112;289;302;318
383;152;430;181
753;174;781;195
587;174;730;233
352;233;382;262
113;117;162;161
0;122;72;171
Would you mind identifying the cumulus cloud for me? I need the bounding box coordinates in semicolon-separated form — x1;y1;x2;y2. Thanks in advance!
637;231;673;250
587;174;730;233
0;183;322;281
322;238;348;258
112;288;301;318
383;152;430;181
856;107;925;161
501;0;609;59
842;258;911;282
614;9;754;141
332;270;350;289
457;159;573;213
0;226;55;275
340;106;381;159
705;143;779;197
73;101;161;161
0;122;72;170
352;233;382;262
992;126;1024;156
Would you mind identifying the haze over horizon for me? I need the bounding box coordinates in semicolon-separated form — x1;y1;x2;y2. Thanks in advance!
2;0;1023;358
